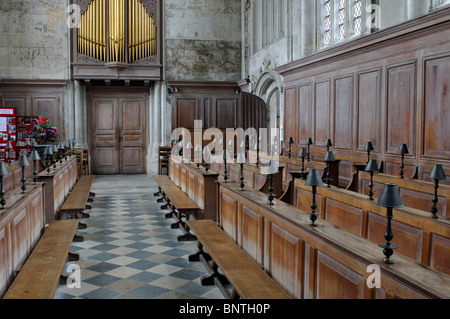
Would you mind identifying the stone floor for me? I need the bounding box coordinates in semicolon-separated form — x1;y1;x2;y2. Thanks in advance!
54;174;224;299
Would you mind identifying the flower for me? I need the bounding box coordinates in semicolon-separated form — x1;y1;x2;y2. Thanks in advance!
31;117;58;143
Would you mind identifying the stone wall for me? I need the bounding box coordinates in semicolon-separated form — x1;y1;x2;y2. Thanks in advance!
164;0;242;81
0;0;70;80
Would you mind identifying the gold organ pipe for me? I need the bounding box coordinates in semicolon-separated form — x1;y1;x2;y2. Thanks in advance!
77;0;157;63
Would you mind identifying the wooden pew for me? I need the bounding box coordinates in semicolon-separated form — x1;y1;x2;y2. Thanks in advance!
217;181;450;299
358;171;450;219
153;175;200;242
60;175;95;230
3;219;81;299
168;158;219;221
294;178;450;275
187;219;293;299
210;155;285;199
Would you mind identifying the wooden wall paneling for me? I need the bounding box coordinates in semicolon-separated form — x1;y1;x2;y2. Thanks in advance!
238;203;264;265
2;97;28;115
32;96;62;133
220;191;238;241
386;62;416;155
423;55;450;160
180;166;187;193
266;222;303;298
315;250;366;299
334;75;354;151
216;98;238;129
11;207;29;269
429;234;450;276
284;87;298;144
366;212;424;262
324;198;364;237
314;80;331;147
356;69;381;153
176;98;198;129
0;226;11;297
298;84;312;144
30;191;44;249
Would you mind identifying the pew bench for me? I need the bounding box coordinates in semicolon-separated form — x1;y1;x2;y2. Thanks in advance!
3;219;81;299
153;175;200;242
187;219;293;299
60;175;95;229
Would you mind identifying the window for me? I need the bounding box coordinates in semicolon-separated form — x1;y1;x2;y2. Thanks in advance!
319;0;368;48
353;0;363;35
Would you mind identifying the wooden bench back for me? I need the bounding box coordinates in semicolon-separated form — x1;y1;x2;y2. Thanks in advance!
358;171;450;219
294;178;450;275
217;181;450;299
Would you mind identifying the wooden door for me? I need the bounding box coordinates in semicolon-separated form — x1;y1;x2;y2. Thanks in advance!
90;96;146;175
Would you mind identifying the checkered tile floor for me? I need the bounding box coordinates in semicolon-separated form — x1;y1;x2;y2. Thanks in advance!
54;175;224;299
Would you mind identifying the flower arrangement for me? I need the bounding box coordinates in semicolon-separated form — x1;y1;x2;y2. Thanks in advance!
31;117;58;143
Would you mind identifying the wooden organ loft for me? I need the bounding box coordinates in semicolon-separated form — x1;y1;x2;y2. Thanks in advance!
72;0;161;80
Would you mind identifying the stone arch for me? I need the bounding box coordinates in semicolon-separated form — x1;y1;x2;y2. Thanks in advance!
252;71;285;147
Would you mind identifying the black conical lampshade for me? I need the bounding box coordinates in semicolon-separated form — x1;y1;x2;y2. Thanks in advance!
324;151;335;162
365;159;379;173
397;144;409;155
325;139;333;148
0;162;9;176
299;148;308;158
30;150;41;161
376;184;404;208
287;137;294;144
307;138;313;145
364;141;374;151
429;165;447;181
305;170;324;187
17;154;30;167
44;146;53;156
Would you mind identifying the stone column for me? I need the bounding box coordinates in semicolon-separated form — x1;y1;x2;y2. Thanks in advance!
74;80;84;148
299;0;317;58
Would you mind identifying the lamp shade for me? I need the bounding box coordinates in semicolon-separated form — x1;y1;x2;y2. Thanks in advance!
222;149;231;161
365;159;379;173
5;142;13;150
324;151;335;162
429;164;447;181
364;141;374;151
17;154;30;167
53;145;58;153
376;184;404;208
236;153;246;164
202;146;210;155
186;142;193;150
299;148;308;158
44;146;53;156
16;141;25;147
397;144;409;155
194;144;202;152
0;162;10;176
29;150;41;161
307;138;313;145
228;139;234;146
287;137;294;144
305;170;324;187
325;139;333;148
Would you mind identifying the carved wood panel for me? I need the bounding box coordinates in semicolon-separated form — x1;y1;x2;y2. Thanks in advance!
284;87;298;144
220;192;238;241
314;81;330;146
239;204;264;264
0;227;10;297
386;63;416;155
357;70;380;151
324;198;364;237
429;233;450;276
267;222;302;298
298;84;312;144
334;76;353;150
423;56;450;160
315;251;365;299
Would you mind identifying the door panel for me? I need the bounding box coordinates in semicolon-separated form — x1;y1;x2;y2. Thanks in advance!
92;99;119;174
90;95;147;175
120;99;146;174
